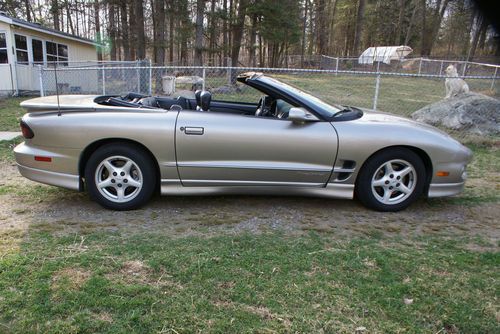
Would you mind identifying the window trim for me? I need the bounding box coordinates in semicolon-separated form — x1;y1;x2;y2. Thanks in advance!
0;31;8;65
46;40;68;66
14;33;29;65
31;38;45;64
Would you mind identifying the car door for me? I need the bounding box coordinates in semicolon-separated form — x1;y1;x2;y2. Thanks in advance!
175;110;338;187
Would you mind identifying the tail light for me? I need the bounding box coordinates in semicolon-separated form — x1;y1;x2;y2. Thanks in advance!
20;120;34;139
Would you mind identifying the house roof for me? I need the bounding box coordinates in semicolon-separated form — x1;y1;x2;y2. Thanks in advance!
0;12;100;46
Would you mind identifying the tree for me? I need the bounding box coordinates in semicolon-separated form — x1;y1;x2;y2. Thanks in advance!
194;0;205;66
134;0;145;59
352;0;366;55
230;0;247;67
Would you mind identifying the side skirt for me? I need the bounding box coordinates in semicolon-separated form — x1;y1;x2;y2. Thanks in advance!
160;179;354;199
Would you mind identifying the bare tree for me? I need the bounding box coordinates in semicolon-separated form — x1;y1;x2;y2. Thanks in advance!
194;0;205;66
352;0;366;55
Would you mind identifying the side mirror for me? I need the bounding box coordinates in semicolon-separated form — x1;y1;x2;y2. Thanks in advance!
200;91;212;111
288;107;319;123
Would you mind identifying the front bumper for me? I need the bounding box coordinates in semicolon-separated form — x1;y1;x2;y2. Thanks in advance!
17;163;80;190
428;181;465;198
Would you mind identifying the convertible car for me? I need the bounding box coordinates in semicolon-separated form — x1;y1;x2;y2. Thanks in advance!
14;72;472;212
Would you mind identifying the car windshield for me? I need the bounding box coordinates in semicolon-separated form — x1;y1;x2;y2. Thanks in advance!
260;77;344;117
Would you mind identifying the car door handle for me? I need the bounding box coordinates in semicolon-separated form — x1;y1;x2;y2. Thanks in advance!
182;126;204;135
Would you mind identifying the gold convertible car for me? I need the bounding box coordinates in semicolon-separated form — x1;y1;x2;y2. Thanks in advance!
14;73;472;211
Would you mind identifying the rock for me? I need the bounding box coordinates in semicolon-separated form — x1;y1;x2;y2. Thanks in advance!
411;93;500;136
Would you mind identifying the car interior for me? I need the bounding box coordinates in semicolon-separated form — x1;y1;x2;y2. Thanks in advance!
95;90;296;120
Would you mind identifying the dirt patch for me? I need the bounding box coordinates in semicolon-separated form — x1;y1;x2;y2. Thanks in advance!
214;300;292;328
51;267;91;291
106;260;183;290
92;311;113;323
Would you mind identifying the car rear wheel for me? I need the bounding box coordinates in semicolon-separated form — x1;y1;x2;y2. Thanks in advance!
355;148;426;212
85;143;156;210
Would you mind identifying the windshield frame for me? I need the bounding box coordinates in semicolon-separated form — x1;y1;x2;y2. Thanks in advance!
244;75;346;120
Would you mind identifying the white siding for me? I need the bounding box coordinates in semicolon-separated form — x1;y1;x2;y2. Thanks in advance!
0;21;98;94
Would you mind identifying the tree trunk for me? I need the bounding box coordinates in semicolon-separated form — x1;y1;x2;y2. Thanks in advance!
94;0;102;61
65;0;75;35
128;0;136;60
420;0;427;55
120;1;130;61
51;0;60;30
179;0;189;65
153;0;166;65
328;0;338;55
223;0;228;66
135;0;146;59
25;0;31;21
194;0;205;67
394;0;405;45
108;1;116;61
168;1;174;63
248;13;257;67
426;0;450;55
404;0;418;46
230;0;247;68
467;13;484;62
353;0;366;55
300;0;309;67
316;0;327;55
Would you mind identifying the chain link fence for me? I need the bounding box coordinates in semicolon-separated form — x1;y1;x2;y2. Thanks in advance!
39;64;499;144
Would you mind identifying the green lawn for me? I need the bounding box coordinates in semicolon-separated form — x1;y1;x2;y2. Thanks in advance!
0;232;498;333
0;97;30;131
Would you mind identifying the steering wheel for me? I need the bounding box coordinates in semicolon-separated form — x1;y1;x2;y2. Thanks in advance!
255;96;273;117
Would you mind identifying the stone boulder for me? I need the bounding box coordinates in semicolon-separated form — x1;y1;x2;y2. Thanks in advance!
411;93;500;136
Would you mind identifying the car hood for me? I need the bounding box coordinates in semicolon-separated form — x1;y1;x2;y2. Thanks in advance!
356;108;452;137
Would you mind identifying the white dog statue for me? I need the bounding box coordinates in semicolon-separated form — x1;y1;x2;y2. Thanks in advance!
445;65;469;98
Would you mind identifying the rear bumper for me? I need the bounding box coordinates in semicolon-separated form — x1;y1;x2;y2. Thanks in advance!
428;182;465;198
17;163;79;190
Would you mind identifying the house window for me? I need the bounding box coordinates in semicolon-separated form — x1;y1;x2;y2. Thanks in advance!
15;34;29;64
46;41;68;66
0;33;7;64
32;39;44;64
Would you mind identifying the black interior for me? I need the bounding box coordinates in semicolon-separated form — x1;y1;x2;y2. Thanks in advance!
94;90;361;122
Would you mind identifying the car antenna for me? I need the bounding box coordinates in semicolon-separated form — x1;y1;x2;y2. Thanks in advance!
54;63;61;116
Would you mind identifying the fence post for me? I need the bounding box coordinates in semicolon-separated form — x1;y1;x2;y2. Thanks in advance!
227;59;232;86
136;60;140;93
101;65;106;95
418;58;423;75
491;67;498;91
373;74;381;111
335;57;339;75
38;65;44;97
202;66;206;91
439;60;444;76
148;59;153;95
462;61;468;76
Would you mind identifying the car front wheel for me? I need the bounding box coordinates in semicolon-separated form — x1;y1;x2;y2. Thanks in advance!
355;148;426;212
85;143;156;210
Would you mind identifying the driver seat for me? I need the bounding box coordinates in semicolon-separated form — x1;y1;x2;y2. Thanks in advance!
255;96;273;117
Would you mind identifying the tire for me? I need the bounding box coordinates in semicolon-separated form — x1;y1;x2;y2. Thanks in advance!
85;143;157;210
355;148;426;212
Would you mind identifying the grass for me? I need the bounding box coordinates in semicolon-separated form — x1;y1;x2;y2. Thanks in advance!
0;232;498;333
0;97;29;131
0;137;23;162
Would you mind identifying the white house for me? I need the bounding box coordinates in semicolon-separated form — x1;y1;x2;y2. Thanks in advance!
0;12;99;95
